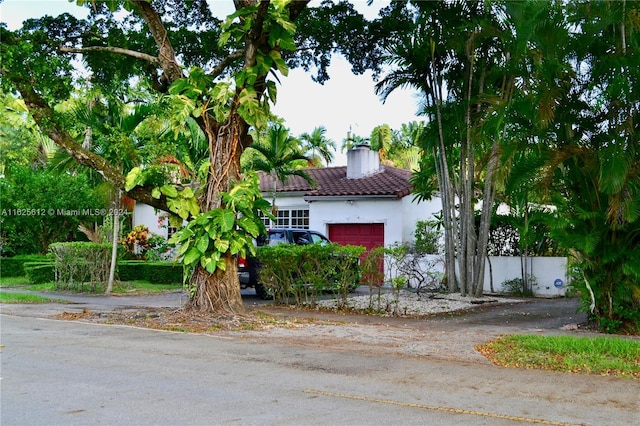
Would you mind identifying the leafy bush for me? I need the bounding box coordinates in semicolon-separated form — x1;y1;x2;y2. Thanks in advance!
146;234;172;261
500;275;537;296
0;165;105;255
49;242;112;292
121;225;151;260
414;220;443;254
24;262;55;284
256;243;364;307
0;254;50;277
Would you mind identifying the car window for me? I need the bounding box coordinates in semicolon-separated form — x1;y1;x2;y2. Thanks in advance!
309;232;330;245
268;231;286;246
292;231;310;245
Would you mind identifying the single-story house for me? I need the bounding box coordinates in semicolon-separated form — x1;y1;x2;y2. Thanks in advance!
132;144;440;252
256;144;440;252
131;145;569;296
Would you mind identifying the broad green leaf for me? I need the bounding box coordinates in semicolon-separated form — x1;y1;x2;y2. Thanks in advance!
125;167;143;191
183;247;202;266
178;206;190;220
217;259;227;271
196;235;210;253
219;209;236;232
204;258;217;274
188;197;200;217
176;239;191;256
181;187;195;199
214;238;230;253
160;185;179;198
168;214;184;228
268;50;288;76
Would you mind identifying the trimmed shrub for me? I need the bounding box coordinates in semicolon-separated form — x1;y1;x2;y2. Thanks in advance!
49;242;111;292
256;243;363;306
116;261;141;282
141;262;183;284
24;263;55;284
117;261;183;284
1;254;51;277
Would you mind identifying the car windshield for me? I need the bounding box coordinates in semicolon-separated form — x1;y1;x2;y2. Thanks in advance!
267;231;287;245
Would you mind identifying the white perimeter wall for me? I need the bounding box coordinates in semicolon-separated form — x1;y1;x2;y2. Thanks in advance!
412;255;569;297
485;256;569;297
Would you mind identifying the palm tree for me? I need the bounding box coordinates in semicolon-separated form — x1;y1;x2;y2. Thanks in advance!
298;126;336;167
341;131;369;152
50;92;159;293
246;124;314;212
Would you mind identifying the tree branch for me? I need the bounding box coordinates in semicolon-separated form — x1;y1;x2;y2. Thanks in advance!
132;0;184;85
59;46;160;66
13;79;169;212
209;50;245;79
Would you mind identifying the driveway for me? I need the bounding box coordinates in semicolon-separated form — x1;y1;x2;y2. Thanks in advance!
0;286;602;365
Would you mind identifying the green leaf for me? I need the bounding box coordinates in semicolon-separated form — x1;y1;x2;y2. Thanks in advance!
599;148;630;195
237;216;259;236
196;235;210;253
214;238;230;253
268;50;288;76
188;197;200;217
125;167;143;191
160;185;179;198
168;214;184;228
219;209;236;232
204;257;217;274
181;187;195;199
183;247;202;266
151;187;161;199
217;259;227;271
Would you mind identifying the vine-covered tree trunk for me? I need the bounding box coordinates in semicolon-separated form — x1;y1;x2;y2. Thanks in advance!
190;256;243;313
186;112;249;313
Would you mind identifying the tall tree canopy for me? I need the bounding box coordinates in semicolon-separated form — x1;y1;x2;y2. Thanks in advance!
0;0;393;314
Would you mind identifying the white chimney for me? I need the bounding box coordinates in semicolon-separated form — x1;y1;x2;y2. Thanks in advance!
346;144;380;179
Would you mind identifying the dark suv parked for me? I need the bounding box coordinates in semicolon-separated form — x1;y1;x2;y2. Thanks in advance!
238;228;331;299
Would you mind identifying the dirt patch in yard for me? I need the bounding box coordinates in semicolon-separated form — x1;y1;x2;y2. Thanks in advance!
49;296;595;364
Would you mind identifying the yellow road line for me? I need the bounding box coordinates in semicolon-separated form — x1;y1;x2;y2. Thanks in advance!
303;389;584;426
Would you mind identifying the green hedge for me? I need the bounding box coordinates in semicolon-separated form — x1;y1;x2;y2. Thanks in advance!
24;262;55;284
256;243;364;306
117;261;183;284
1;254;182;286
1;255;51;277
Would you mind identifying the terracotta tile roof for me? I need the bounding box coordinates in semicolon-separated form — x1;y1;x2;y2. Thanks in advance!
258;166;413;199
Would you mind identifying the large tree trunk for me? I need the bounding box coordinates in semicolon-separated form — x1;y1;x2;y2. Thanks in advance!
185;111;249;314
190;256;243;313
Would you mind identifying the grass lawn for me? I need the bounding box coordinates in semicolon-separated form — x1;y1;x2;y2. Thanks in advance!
0;291;65;304
0;275;181;294
477;334;640;379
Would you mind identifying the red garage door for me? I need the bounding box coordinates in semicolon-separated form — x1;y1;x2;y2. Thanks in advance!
329;223;385;285
328;223;384;250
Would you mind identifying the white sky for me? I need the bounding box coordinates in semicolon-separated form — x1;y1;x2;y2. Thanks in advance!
0;0;422;166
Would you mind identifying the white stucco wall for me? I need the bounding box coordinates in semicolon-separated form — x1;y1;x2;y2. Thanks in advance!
401;195;442;243
269;193;441;246
132;203;167;238
484;256;569;297
408;255;569;297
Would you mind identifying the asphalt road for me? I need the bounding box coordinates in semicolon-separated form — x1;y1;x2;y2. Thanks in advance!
2;312;639;426
2;290;639;425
